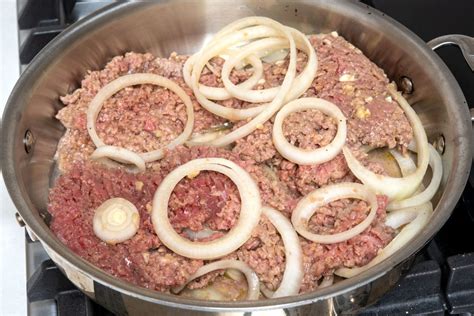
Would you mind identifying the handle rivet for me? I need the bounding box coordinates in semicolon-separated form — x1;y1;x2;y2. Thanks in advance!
433;134;445;155
400;76;414;94
15;212;25;227
23;130;35;154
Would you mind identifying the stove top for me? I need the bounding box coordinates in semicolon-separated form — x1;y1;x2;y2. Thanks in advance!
18;1;474;315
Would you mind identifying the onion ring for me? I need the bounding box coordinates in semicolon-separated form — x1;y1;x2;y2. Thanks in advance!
93;198;140;244
172;259;260;300
335;202;432;278
272;98;347;165
262;206;303;297
90;145;146;173
151;158;262;259
342;84;429;201
291;183;379;244
87;73;194;163
388;144;443;210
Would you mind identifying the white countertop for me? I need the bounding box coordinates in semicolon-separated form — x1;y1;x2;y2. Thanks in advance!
1;1;27;315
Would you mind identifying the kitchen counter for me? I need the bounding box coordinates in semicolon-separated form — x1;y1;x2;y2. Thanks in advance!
1;1;26;315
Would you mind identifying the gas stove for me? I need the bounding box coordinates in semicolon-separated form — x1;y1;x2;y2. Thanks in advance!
16;1;474;315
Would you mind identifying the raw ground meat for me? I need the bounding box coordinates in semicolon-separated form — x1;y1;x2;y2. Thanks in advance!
300;196;394;292
232;33;412;164
237;216;286;291
49;152;392;293
306;33;413;149
56;53;226;172
49;32;409;296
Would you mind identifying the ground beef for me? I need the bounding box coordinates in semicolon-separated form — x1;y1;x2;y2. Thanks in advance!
300;195;394;292
48;148;243;291
49;33;405;296
237;216;285;291
48;146;299;291
169;171;240;232
306;34;413;149
283;109;337;150
47;162;202;291
56;53;226;173
278;154;354;195
233;120;276;163
232;34;412;164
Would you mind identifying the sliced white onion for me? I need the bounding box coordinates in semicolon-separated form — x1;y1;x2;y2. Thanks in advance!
262;206;303;297
184;53;264;101
225;269;245;282
93;198;140;244
261;48;289;64
221;29;316;104
151;158;262;260
191;20;297;123
388;144;443;210
184;24;283;121
389;149;416;176
90;145;146;173
318;275;334;289
335;202;433;278
272;98;347;165
183;228;219;241
342;85;429;201
172;259;260;300
187;17;318;146
385;208;418;229
87;73;194;163
260;284;275;298
185;130;230;147
291;183;379;244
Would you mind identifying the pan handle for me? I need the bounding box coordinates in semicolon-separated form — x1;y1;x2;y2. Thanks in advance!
428;35;474;125
427;34;474;72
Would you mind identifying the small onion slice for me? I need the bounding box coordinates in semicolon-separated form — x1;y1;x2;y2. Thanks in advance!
151;158;262;260
385;208;418;229
319;276;334;289
342;85;429;201
272;98;347;165
262;206;303;297
93;198;140;244
172;259;260;300
87;73;194;163
291;183;379;244
388;144;443;210
335;202;432;278
90;145;146;173
389;149;417;176
260;284;275;298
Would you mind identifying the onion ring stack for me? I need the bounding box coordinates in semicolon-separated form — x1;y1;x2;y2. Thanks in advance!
184;16;318;146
